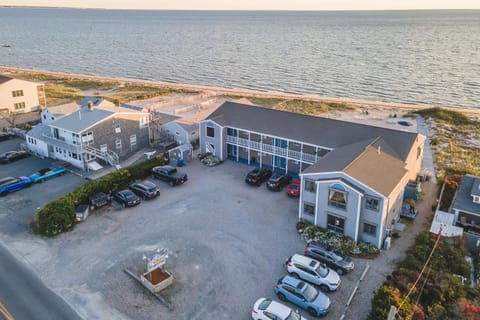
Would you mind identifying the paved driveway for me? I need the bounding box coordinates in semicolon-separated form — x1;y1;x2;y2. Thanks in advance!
1;157;374;319
0;138;85;236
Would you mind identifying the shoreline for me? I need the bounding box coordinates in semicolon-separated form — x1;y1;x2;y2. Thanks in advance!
1;65;480;116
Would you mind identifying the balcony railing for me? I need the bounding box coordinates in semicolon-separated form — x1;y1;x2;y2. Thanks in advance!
226;135;316;163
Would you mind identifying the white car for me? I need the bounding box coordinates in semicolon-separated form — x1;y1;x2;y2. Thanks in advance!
286;254;340;292
251;298;306;320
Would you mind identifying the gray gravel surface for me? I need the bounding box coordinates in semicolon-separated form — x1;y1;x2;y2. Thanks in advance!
0;152;438;320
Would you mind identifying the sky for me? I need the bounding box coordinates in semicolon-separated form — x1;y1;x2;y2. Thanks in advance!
2;0;480;10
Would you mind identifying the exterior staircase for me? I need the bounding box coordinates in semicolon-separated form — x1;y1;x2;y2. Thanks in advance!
84;145;119;168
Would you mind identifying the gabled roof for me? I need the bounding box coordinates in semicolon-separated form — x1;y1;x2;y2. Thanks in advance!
50;104;145;133
303;138;377;173
453;175;480;214
304;140;408;197
206;101;419;161
343;145;408;196
0;75;13;85
51;108;115;133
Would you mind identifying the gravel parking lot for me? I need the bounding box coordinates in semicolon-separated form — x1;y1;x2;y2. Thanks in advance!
0;150;374;320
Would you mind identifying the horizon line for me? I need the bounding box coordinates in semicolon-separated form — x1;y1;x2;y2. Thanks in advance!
2;6;480;11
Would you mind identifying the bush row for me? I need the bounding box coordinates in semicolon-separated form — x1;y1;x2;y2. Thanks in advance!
35;155;168;237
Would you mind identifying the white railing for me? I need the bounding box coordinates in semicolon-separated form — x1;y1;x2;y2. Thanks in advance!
226;135;316;163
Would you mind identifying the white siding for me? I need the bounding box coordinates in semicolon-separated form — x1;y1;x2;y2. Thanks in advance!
0;79;41;113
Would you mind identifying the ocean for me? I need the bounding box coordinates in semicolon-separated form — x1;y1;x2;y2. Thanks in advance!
0;8;479;109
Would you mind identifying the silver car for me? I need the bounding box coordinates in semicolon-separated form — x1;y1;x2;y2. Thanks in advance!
286;254;340;292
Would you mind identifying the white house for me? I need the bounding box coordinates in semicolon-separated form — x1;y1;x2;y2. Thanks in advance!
0;76;43;113
40;102;80;124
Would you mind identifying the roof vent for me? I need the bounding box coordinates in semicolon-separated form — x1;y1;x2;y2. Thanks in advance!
87;101;94;111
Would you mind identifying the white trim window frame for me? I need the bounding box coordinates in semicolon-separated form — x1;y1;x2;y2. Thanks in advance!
365;196;380;211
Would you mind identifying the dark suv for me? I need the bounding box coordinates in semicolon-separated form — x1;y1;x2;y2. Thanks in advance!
266;174;292;191
245;168;272;186
152;165;187;186
304;241;354;275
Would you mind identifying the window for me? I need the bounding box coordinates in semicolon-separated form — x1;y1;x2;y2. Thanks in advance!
327;214;345;234
72;133;80;145
206;126;215;137
328;183;347;210
100;144;107;153
417;146;422;159
304;179;316;193
130;134;137;147
304;203;315;216
115;138;122;149
14;102;26;110
115;123;121;133
12;90;24;97
365;196;380;211
363;223;377;236
474;195;480;204
139;116;148;128
43;115;46;120
81;132;93;145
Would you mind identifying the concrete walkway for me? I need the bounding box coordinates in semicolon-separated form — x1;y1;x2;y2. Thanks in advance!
416;116;437;183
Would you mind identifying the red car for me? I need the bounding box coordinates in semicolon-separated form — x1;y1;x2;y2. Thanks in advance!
287;180;301;197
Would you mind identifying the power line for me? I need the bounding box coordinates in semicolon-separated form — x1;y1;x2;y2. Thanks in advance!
393;226;443;319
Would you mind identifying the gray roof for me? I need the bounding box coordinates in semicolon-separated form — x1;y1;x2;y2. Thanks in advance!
472;178;480;197
206;101;419;161
452;175;480;215
0;75;12;85
26;124;81;152
26;124;51;139
51;108;114;133
303;138;376;173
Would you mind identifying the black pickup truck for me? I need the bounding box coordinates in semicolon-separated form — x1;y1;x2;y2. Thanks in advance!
89;192;112;210
151;165;188;186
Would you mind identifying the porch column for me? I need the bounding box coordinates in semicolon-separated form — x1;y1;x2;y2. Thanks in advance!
248;131;251;165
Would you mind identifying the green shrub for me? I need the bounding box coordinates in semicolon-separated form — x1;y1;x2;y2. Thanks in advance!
37;196;76;236
34;155;168;236
368;285;414;320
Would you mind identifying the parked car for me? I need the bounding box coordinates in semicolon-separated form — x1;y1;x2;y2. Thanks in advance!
0;132;15;141
286;254;340;292
245;168;272;186
304;241;354;275
274;275;331;317
112;189;141;208
0;150;30;164
152;165;188;186
251;297;307;320
29;166;67;183
266;174;292;191
129;180;160;199
287;180;301;197
0;176;32;195
89;192;112;210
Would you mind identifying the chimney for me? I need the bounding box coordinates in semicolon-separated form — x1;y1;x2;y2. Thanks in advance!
88;101;94;111
377;145;381;154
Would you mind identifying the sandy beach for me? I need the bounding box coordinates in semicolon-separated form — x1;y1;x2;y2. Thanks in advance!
2;66;480;120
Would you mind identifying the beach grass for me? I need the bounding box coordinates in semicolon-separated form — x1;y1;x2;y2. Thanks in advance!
221;95;356;114
408;107;480;178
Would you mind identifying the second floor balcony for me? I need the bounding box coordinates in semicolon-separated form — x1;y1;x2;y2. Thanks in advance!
226;135;317;163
